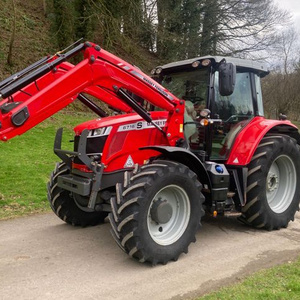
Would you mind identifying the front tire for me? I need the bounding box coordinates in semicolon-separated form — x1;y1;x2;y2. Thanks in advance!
47;162;108;226
241;135;300;230
109;161;205;265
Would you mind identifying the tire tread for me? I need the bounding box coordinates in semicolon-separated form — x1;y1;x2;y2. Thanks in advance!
108;160;205;265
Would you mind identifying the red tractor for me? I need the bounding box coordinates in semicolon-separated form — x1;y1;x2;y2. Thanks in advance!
1;41;299;265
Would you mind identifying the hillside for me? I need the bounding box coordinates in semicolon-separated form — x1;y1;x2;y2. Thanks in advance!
0;0;54;79
0;0;159;81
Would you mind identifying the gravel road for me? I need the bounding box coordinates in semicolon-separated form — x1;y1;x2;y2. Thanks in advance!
0;212;299;300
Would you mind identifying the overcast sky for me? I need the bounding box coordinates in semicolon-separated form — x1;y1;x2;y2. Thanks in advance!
274;0;300;32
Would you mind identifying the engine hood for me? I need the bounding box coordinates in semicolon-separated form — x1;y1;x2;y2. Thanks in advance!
74;111;169;134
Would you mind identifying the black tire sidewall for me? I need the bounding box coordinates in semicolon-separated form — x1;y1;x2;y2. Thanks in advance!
248;136;300;228
133;168;202;260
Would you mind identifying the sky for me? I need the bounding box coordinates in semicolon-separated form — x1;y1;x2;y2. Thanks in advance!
274;0;300;32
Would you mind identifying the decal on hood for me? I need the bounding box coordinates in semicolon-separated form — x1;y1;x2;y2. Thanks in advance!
117;119;167;132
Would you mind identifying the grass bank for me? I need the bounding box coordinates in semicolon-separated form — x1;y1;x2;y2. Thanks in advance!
199;256;300;300
0;110;96;219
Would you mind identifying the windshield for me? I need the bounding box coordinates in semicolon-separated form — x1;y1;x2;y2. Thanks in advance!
161;69;209;105
160;68;210;152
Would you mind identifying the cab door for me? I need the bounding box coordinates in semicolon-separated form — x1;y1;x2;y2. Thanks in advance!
210;71;255;160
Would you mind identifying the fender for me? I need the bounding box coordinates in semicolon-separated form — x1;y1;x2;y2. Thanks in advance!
140;145;211;188
226;116;300;166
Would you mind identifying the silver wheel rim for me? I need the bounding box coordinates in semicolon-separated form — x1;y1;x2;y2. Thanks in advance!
266;155;296;213
147;184;191;246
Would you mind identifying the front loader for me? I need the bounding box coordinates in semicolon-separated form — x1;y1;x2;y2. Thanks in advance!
1;41;300;265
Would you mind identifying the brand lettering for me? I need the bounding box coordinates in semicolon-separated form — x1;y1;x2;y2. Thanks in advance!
117;119;167;132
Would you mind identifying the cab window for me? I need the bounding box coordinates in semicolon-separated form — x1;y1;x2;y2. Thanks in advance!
211;71;254;160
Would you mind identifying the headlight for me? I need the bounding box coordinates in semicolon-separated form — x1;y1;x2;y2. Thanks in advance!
88;126;112;137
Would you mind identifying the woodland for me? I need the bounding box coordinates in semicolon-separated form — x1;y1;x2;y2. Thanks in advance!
0;0;300;119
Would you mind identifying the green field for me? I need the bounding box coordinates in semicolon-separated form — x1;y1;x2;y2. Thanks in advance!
0;110;96;219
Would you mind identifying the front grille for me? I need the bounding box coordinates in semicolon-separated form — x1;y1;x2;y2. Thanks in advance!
73;135;108;164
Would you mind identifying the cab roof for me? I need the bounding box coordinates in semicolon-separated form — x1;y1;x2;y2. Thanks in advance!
159;55;269;77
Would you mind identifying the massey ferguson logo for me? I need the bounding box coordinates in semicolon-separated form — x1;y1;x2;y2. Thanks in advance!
117;119;167;132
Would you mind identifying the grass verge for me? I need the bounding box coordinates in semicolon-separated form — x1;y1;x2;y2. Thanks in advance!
199;256;300;300
0;110;96;219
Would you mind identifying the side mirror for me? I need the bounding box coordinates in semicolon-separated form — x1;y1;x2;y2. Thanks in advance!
219;63;236;96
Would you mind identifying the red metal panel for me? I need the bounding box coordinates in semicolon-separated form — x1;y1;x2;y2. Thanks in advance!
0;42;180;141
73;111;169;133
71;111;170;172
226;116;298;166
0;59;92;141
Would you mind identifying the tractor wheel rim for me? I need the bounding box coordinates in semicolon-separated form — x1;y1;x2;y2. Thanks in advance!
266;155;296;213
147;184;191;246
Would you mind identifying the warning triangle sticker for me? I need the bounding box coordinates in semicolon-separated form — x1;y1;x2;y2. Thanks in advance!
124;155;134;168
233;158;239;164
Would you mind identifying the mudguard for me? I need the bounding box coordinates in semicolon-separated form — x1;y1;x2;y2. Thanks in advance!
140;145;211;187
226;116;300;166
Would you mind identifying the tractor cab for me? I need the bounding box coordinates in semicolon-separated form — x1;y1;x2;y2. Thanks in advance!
154;56;269;161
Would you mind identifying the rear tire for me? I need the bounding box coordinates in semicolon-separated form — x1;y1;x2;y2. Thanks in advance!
47;162;108;226
241;135;300;230
109;160;205;265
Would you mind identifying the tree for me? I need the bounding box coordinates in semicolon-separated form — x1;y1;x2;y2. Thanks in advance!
122;0;143;40
200;0;291;56
270;28;298;75
52;0;76;48
182;0;202;58
262;27;300;120
74;0;92;41
157;0;183;60
200;0;218;55
46;0;292;64
7;0;16;65
154;0;290;60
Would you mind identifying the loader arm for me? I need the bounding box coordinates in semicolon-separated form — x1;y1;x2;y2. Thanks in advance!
0;42;180;141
